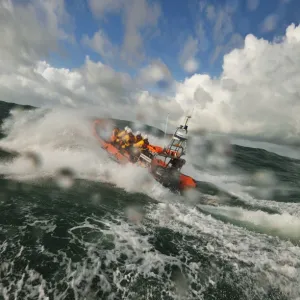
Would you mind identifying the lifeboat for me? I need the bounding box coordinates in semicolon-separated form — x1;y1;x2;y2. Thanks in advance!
92;117;197;194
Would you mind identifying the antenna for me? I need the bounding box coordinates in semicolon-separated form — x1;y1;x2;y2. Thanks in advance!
182;114;192;133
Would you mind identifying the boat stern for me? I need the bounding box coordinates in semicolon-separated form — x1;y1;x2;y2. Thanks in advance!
179;174;197;191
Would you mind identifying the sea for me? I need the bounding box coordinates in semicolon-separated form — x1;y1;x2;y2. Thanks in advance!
0;100;299;300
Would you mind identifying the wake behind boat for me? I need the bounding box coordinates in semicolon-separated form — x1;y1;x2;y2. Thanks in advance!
92;116;197;194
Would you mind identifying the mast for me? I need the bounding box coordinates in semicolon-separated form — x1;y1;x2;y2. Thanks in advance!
162;114;192;159
181;115;191;132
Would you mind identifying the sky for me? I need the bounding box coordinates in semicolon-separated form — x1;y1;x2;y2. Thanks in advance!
51;0;299;77
1;0;300;144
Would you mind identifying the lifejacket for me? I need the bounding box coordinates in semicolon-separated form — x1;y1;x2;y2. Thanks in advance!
121;133;135;148
133;140;142;148
117;130;126;138
133;139;145;148
116;130;127;143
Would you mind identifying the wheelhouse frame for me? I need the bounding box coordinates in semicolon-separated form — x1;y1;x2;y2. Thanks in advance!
137;115;191;170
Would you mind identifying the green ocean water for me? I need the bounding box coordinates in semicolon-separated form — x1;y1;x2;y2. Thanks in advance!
0;100;300;300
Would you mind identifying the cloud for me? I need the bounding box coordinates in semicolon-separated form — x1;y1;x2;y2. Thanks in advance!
212;8;234;44
206;5;216;21
175;23;300;144
88;0;124;16
2;0;300;146
121;0;161;64
0;53;183;131
192;2;243;67
82;29;116;60
179;36;199;73
0;1;179;129
196;21;209;52
0;56;134;107
134;90;183;127
208;4;237;64
88;0;161;65
0;0;72;67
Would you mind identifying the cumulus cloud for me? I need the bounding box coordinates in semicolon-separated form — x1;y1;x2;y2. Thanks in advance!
88;0;161;65
2;0;300;146
0;54;183;130
0;56;134;107
0;1;179;129
0;0;72;67
134;90;183;127
175;23;300;144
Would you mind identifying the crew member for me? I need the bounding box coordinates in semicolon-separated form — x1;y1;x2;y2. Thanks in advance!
116;126;129;144
110;127;120;144
133;134;149;150
120;128;135;149
135;131;143;143
128;134;149;161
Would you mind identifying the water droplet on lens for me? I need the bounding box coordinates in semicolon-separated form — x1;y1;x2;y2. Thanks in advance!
23;151;42;169
183;188;201;204
55;167;75;189
91;193;102;205
251;169;277;199
125;206;144;224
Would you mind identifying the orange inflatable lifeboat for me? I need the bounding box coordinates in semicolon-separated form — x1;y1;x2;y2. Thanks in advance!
92;118;197;193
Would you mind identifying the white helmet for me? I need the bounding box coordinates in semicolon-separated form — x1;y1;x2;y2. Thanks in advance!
143;134;148;140
125;126;129;130
127;128;132;133
136;131;141;135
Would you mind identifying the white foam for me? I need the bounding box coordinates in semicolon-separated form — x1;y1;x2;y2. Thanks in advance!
147;202;300;299
0;107;176;201
66;216;194;299
199;205;300;241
